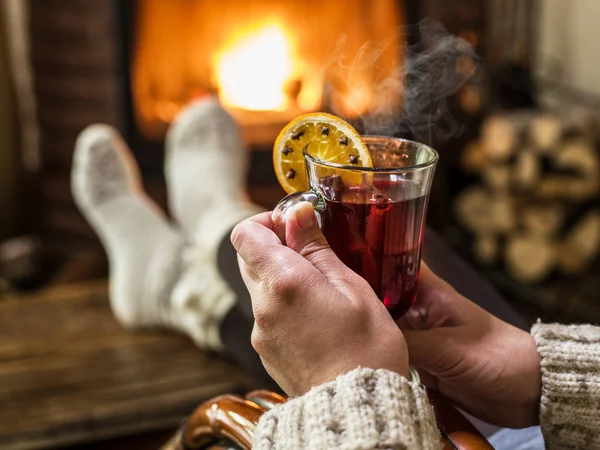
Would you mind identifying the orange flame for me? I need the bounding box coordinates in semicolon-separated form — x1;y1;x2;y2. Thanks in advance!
132;0;404;140
215;25;297;111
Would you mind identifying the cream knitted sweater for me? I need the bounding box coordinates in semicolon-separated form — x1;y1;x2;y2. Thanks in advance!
253;323;600;449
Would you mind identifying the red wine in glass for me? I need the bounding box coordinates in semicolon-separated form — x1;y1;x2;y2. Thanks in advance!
273;136;437;319
321;182;427;319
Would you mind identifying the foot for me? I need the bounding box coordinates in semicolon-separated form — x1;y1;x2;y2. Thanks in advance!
72;124;184;330
72;124;236;350
165;96;262;251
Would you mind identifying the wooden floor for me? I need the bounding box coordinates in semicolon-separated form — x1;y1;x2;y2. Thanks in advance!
0;282;257;450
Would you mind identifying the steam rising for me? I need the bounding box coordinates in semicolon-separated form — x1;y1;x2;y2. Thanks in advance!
323;19;477;142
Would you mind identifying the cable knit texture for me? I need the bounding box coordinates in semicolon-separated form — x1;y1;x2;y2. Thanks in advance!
253;368;441;450
532;321;600;450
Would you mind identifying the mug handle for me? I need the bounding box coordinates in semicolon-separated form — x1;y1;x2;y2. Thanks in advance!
272;188;327;239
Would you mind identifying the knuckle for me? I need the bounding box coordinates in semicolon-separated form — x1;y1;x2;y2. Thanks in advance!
230;221;247;249
250;327;266;354
346;270;372;291
352;300;373;322
299;239;331;261
342;291;378;326
266;266;300;300
251;326;280;358
347;278;365;295
252;303;274;328
269;276;296;298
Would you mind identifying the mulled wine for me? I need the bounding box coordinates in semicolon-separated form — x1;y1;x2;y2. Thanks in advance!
273;136;438;319
321;183;427;319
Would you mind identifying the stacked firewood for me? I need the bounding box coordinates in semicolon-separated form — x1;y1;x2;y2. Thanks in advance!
456;111;600;284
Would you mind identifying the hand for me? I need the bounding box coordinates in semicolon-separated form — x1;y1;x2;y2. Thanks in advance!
399;264;541;428
231;202;409;397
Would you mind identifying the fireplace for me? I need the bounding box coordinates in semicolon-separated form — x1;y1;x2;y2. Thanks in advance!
119;0;408;182
117;0;484;183
21;0;486;252
129;0;404;141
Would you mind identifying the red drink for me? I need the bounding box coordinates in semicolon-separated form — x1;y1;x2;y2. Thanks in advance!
273;137;438;318
321;183;427;319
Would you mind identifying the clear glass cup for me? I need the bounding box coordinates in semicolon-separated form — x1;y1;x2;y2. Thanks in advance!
273;136;438;318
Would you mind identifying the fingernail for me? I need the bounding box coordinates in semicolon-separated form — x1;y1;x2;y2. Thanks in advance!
294;203;316;229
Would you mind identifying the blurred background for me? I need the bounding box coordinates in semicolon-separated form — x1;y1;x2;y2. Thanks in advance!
1;0;599;448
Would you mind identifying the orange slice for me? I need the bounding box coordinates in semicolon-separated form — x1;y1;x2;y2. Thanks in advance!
273;113;372;194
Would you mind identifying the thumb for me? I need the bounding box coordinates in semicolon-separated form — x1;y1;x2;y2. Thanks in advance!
285;202;349;279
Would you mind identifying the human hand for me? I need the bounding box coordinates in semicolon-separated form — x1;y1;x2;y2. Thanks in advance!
399;264;541;428
231;202;409;397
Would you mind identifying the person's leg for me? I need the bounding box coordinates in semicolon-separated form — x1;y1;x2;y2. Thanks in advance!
164;97;263;254
163;97;264;354
73;99;271;383
72;125;186;330
217;233;254;322
71;118;257;353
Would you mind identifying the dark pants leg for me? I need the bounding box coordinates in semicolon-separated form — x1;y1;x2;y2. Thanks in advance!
217;226;527;384
217;237;275;386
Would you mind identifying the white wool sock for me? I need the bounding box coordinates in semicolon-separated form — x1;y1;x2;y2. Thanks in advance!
165;96;263;252
73;99;264;350
72;124;240;349
72;125;184;330
163;97;264;349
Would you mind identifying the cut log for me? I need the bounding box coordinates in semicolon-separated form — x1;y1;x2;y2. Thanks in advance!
461;141;487;173
455;186;493;233
529;115;562;153
536;176;600;201
481;116;517;162
455;188;516;234
522;205;565;238
505;234;556;283
567;179;600;200
554;139;599;178
483;165;511;193
513;150;540;189
558;211;600;275
473;234;499;264
489;195;516;233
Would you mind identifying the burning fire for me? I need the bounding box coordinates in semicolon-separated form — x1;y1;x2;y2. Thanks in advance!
215;25;299;111
132;0;403;140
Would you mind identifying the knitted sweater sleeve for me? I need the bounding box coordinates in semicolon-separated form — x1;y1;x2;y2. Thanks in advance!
532;322;600;449
252;368;441;450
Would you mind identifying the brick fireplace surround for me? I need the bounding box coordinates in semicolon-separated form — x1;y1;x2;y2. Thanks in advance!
27;0;124;248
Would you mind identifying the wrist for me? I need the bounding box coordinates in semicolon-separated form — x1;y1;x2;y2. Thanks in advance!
520;333;542;425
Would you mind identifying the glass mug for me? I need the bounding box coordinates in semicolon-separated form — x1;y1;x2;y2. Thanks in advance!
273;136;438;319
